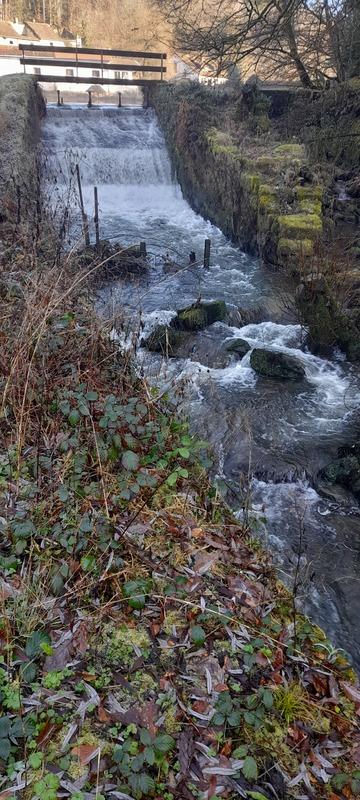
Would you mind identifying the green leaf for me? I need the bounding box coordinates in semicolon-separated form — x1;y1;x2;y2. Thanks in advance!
331;773;350;790
68;408;80;427
244;711;256;726
246;694;258;710
212;712;225;726
247;792;269;800
122;450;140;471
242;755;258;782
58;485;69;502
178;447;190;458
128;772;155;797
25;630;51;659
0;716;10;738
190;625;206;646
261;689;273;709
0;736;11;760
140;729;152;746
144;746;155;765
28;751;42;769
154;734;175;753
86;391;98;401
123;579;146;610
13;519;35;539
227;710;241;727
232;745;248;758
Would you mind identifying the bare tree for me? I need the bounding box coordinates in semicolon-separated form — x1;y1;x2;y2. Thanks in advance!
155;0;359;85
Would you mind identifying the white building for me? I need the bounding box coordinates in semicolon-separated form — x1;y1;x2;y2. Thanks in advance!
173;53;228;86
0;19;134;93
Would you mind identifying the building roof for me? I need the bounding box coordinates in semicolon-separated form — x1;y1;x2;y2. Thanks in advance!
0;21;18;38
24;21;63;41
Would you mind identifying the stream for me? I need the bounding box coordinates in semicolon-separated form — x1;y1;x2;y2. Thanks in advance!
42;100;360;669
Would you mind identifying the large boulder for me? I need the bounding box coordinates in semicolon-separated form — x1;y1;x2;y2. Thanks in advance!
172;301;227;331
226;338;251;357
250;348;306;380
142;325;190;354
319;441;360;501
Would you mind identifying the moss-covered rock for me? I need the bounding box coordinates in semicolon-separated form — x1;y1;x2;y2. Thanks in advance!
295;185;323;201
273;143;305;158
278;213;322;240
319;449;360;501
278;238;314;257
173;301;227;331
250;348;306;380
226;338;251;357
143;325;190;354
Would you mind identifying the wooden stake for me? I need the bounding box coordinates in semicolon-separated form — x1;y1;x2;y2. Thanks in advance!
94;186;100;246
118;91;122;107
204;238;211;268
87;90;92;107
76;164;90;246
57;89;61;106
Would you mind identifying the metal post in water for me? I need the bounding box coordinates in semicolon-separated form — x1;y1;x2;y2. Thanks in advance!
87;90;92;108
57;89;61;106
204;239;211;268
118;92;122;108
140;242;147;258
143;87;149;109
94;187;100;247
76;164;90;247
61;96;64;105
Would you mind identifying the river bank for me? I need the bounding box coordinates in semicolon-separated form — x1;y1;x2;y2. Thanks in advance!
1;212;360;800
1;75;360;799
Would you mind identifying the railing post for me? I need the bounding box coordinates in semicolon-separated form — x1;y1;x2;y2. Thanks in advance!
94;187;100;246
118;91;122;107
101;50;104;81
57;89;61;106
143;87;149;109
204;239;211;268
87;90;92;108
76;164;90;247
161;53;164;81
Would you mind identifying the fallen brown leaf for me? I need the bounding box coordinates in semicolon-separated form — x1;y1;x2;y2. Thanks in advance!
71;743;99;765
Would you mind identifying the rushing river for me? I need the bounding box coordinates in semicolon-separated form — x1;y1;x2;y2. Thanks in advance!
42;100;360;668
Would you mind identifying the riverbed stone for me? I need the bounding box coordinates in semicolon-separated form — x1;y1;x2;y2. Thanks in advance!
226;338;251;357
172;301;227;331
143;325;190;354
319;447;360;501
250;348;306;380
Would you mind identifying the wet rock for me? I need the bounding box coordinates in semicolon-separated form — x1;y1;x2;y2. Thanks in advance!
172;301;227;331
319;448;360;502
250;348;305;380
226;338;251;357
346;177;360;198
143;325;190;354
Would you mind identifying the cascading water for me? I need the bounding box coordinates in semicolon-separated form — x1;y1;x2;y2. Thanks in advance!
43;102;360;668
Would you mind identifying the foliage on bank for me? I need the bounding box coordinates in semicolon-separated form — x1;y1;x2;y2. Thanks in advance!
1;221;360;800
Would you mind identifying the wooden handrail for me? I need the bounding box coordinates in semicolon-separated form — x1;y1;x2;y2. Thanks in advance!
20;57;166;73
19;43;167;59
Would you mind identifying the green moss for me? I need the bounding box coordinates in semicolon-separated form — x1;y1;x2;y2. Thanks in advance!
206;128;239;157
295;185;323;201
278;213;322;240
273;143;304;158
100;624;151;667
278;238;313;256
299;199;322;215
242;173;261;193
174;300;227;331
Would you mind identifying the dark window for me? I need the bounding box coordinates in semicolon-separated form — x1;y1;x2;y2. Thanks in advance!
92;69;100;78
33;67;41;75
66;68;74;77
114;71;121;79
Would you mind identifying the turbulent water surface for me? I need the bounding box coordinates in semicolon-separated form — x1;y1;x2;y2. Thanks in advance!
43;101;360;668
